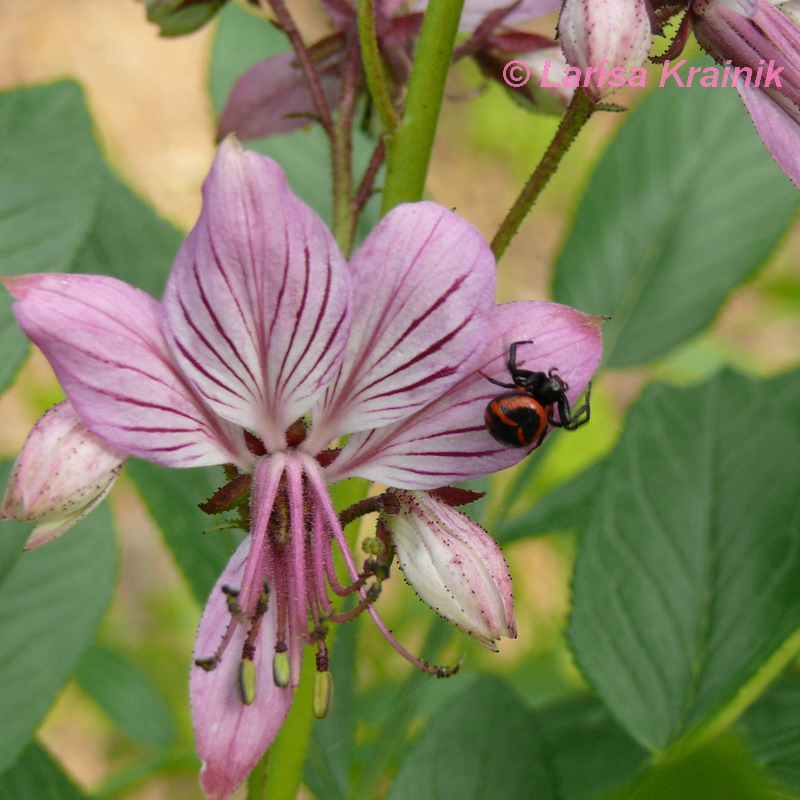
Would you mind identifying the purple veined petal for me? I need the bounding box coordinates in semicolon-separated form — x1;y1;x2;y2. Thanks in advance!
162;139;352;451
192;536;294;800
4;274;248;469
413;0;561;31
307;202;495;450
737;81;800;190
326;301;604;490
217;49;343;142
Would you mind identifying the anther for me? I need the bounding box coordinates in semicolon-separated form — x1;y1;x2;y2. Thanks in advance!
312;670;333;719
273;651;291;688
237;658;257;705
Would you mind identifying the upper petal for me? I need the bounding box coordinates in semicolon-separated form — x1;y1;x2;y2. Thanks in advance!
326;301;603;489
191;536;294;800
308;202;495;448
162;139;352;450
5;274;247;468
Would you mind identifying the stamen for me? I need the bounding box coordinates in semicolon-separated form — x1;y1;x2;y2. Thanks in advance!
301;455;462;678
193;583;246;671
312;669;333;719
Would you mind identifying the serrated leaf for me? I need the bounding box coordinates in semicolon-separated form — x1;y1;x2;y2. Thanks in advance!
126;459;243;605
387;677;646;800
0;502;117;772
570;370;800;752
75;644;175;748
0;742;87;800
553;64;799;368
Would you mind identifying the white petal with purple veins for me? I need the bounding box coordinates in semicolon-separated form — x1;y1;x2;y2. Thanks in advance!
327;302;603;489
309;202;494;448
5;274;247;468
163;140;352;450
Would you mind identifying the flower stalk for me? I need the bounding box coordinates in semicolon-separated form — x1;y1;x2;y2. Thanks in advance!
491;88;595;260
357;0;400;135
380;0;466;214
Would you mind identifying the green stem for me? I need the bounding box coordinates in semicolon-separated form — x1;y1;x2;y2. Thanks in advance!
380;0;465;215
490;89;595;261
245;749;269;800
357;0;399;135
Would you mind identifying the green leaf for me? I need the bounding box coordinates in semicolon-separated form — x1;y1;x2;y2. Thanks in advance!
75;644;175;748
73;173;182;297
0;81;104;392
553;63;799;368
126;459;243;605
387;677;646;800
493;459;605;543
740;677;800;796
0;82;182;394
569;370;800;753
0;504;117;772
0;742;87;800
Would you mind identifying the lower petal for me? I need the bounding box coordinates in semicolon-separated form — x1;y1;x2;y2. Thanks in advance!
191;537;294;800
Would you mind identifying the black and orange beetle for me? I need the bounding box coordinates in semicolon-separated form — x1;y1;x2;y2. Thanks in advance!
483;340;591;448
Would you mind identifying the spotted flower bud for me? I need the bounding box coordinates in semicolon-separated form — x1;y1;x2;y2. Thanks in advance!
382;490;516;650
2;401;124;549
558;0;653;100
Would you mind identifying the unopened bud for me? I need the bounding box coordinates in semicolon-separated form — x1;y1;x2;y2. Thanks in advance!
2;401;125;549
381;491;516;650
558;0;652;100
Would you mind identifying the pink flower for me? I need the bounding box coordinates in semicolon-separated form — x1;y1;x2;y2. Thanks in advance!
3;139;601;799
693;0;800;188
218;0;563;140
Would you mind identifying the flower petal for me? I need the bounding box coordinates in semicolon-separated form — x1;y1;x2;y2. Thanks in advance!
4;274;246;468
737;83;800;189
308;202;494;448
191;536;294;800
217;49;342;141
326;301;603;489
162;140;352;450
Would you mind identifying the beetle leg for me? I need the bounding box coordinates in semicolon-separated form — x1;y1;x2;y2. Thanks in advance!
479;370;517;389
508;340;533;375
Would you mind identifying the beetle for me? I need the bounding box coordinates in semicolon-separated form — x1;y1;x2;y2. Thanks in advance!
483;340;591;448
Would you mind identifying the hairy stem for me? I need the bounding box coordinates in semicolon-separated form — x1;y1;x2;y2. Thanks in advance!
491;89;595;261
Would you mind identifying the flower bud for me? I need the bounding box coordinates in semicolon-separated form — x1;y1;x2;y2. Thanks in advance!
2;401;124;549
381;490;516;650
558;0;653;100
